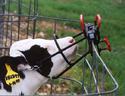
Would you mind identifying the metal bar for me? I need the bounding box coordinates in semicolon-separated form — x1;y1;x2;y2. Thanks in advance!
85;59;100;94
32;0;38;38
4;0;10;55
9;15;13;47
17;0;22;40
52;51;89;79
0;0;5;55
92;50;100;94
82;58;88;94
26;0;32;38
101;63;106;94
0;14;79;22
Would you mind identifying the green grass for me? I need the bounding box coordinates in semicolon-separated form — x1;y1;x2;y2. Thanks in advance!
37;0;125;95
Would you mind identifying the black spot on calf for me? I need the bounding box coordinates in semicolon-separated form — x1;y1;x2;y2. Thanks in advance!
20;45;53;77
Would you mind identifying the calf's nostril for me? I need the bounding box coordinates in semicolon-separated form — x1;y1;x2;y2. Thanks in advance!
69;39;74;43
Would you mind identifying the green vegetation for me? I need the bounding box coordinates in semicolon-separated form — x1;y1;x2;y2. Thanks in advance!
37;0;125;95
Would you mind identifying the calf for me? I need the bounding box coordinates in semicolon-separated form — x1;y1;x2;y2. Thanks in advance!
0;37;77;95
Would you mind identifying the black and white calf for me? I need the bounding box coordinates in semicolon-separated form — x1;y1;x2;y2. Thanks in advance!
0;37;77;95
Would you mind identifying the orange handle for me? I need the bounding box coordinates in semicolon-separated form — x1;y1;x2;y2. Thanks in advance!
103;36;111;51
95;14;101;28
80;14;85;35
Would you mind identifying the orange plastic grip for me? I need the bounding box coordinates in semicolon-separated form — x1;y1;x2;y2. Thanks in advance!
80;14;85;35
103;36;111;51
95;14;101;28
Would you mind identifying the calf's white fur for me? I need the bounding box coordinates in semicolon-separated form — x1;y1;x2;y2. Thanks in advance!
0;37;77;95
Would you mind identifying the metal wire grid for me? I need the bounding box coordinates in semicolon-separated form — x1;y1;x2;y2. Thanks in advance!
0;0;118;95
0;0;39;55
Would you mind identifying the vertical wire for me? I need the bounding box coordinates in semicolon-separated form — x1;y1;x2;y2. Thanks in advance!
89;55;93;93
17;0;22;40
26;0;32;38
82;40;88;94
0;0;5;52
2;0;5;55
32;0;38;38
101;63;106;96
93;48;100;94
53;20;56;34
9;15;12;47
50;80;55;95
4;0;10;55
82;58;85;94
0;0;6;55
8;14;13;55
53;20;58;39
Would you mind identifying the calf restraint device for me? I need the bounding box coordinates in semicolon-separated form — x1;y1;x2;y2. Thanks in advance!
30;14;111;79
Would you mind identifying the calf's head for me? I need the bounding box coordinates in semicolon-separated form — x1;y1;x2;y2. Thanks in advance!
20;37;77;78
47;37;77;77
